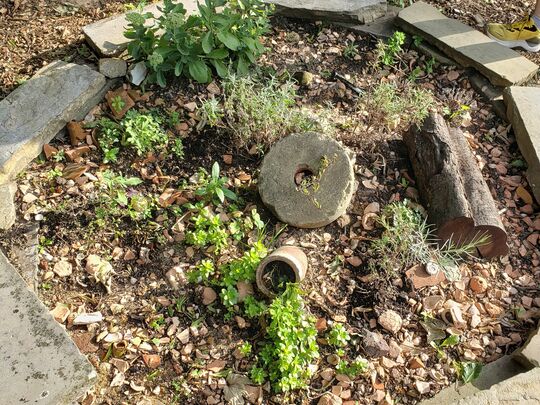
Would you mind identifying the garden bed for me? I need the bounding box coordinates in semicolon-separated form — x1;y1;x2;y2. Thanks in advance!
1;4;540;405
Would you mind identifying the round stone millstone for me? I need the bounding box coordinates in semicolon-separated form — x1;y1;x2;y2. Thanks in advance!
259;132;355;228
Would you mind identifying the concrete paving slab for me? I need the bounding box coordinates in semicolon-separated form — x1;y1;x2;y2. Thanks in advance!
504;86;540;204
265;0;387;24
83;1;197;57
0;250;96;404
514;326;540;368
0;61;108;184
395;1;538;86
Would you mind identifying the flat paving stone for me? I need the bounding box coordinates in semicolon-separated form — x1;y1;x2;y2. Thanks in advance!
0;250;96;404
514;326;540;368
0;61;108;184
504;86;540;204
265;0;387;24
338;6;399;39
83;1;197;57
259;132;355;228
0;182;17;230
395;1;538;87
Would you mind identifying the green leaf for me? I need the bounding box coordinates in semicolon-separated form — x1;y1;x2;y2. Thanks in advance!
212;162;220;179
458;362;483;383
207;48;229;59
202;32;214;54
156;70;166;87
124;177;143;186
115;191;128;206
217;30;240;51
440;334;460;348
215;188;225;203
236;55;248;75
188;59;210;83
223;188;237;201
211;59;228;78
174;61;183;77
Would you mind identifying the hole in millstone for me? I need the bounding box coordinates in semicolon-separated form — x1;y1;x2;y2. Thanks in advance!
261;260;297;295
294;164;315;186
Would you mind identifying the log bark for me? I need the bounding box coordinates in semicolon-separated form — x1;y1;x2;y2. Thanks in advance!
403;113;508;258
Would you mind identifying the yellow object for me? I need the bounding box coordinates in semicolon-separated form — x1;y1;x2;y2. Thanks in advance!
487;16;540;52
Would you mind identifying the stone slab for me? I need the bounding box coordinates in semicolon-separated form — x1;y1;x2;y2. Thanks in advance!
0;250;96;404
455;367;540;405
83;1;198;57
513;326;540;368
259;132;355;228
469;72;506;120
99;58;127;78
338;6;399;39
504;86;540;204
421;355;530;405
0;61;108;184
11;222;40;292
0;182;17;230
395;1;538;87
265;0;387;24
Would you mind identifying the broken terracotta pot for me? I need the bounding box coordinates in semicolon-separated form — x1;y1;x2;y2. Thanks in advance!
255;246;308;298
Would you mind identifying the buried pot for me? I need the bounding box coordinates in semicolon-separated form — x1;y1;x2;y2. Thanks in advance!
255;246;308;297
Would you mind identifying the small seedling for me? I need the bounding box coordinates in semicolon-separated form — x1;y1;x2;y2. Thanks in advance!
327;323;350;348
195;162;237;204
376;31;406;67
111;95;126;113
336;357;369;378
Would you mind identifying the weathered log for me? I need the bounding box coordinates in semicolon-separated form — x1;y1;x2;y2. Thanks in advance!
403;113;508;258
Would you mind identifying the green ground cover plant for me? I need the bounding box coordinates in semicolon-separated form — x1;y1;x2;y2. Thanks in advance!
124;0;271;85
199;74;328;148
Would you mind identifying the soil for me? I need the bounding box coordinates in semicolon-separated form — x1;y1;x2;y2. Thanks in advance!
0;2;539;405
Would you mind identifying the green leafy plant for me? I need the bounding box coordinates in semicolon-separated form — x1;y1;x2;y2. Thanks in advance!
239;342;252;357
111;95;126;113
327;323;350;348
376;31;406;66
92;110;171;163
188;259;216;283
200;74;328;148
171;138;185;158
343;42;358;59
52;150;65;162
124;0;272;86
454;361;483;383
360;82;434;130
195;162;237;204
185;206;229;253
336;357;369;378
369;200;490;280
255;284;319;392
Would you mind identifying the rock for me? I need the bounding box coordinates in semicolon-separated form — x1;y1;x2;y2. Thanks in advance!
0;61;108;183
469;276;488;294
85;255;114;293
504;86;540;204
105;88;135;119
127;61;148;86
318;393;343;405
83;1;195;57
415;380;430;394
340;6;399;39
166;265;188;290
67;121;87;146
395;1;538;87
378;310;402;334
469;73;506;120
11;223;39;292
259;132;355;228
0;182;17;230
237;281;254;302
53;260;73;277
98;58;127;78
363;330;390;357
207;359;226;372
405;264;446;288
183;101;197;112
71;331;99;354
202;287;217;305
265;0;387;24
142;354;161;369
513;326;540;368
50;303;71;323
43;143;58;159
73;312;103;325
0;250;95;403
